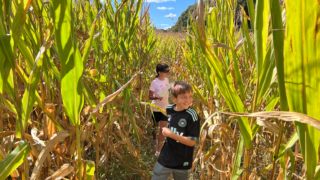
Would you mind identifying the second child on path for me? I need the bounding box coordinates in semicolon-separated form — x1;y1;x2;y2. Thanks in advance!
149;63;170;156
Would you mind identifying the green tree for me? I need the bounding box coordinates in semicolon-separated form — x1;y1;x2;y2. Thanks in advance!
170;4;196;32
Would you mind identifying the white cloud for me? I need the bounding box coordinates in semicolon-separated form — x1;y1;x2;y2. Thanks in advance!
157;7;167;10
165;13;177;18
161;24;169;26
146;0;176;3
163;26;172;30
157;7;174;10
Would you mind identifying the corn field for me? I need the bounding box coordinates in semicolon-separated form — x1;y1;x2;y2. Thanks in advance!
0;0;319;179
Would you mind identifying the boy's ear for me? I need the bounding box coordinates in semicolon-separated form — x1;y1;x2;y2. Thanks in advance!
171;94;176;102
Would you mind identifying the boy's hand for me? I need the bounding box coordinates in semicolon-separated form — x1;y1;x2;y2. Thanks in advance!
162;127;173;137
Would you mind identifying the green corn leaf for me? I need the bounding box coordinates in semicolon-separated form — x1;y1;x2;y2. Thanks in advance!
314;167;320;180
225;25;245;99
123;76;140;144
269;0;288;111
30;0;40;18
23;18;40;50
91;115;99;133
140;102;167;116
247;0;255;32
128;0;142;42
18;36;34;69
254;0;270;80
22;39;54;128
47;56;61;81
148;39;157;52
240;7;256;64
277;145;295;180
15;62;29;86
0;49;5;94
0;35;14;68
11;0;32;45
21;62;42;128
2;98;17;115
0;140;31;180
36;0;49;26
252;122;260;137
15;61;43;109
0;36;21;136
85;160;95;180
82;79;98;106
257;42;276;105
130;93;144;119
193;20;252;148
0;0;5;36
52;0;84;126
288;148;295;180
261;164;272;175
3;0;11;31
231;135;244;180
225;0;235;36
93;0;101;9
0;46;14;106
205;54;252;149
99;90;107;113
82;10;102;68
277;132;298;159
120;40;129;63
86;1;94;34
266;97;280;111
284;0;320;179
127;107;140;149
278;145;287;180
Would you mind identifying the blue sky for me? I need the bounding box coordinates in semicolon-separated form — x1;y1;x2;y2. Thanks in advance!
145;0;198;30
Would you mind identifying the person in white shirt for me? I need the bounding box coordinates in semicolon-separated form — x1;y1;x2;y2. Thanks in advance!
149;63;170;156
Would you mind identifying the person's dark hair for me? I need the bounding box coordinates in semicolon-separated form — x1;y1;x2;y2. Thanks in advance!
171;81;193;98
155;63;169;78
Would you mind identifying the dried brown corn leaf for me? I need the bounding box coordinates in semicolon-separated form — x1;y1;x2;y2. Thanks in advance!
45;164;74;180
76;29;90;40
30;130;69;180
91;67;145;115
29;138;40;159
221;111;320;131
109;143;145;172
0;131;15;139
256;118;287;143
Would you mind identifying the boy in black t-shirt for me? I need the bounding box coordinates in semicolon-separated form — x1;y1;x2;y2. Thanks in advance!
152;81;200;180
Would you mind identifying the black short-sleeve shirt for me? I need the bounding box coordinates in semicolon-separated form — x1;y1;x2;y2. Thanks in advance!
157;104;200;170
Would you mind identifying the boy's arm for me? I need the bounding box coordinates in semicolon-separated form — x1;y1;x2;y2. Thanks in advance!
162;127;196;147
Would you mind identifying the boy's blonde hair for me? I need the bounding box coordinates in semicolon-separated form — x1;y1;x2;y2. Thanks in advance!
171;81;193;98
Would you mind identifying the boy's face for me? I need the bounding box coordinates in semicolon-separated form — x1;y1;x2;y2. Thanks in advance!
172;91;193;110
